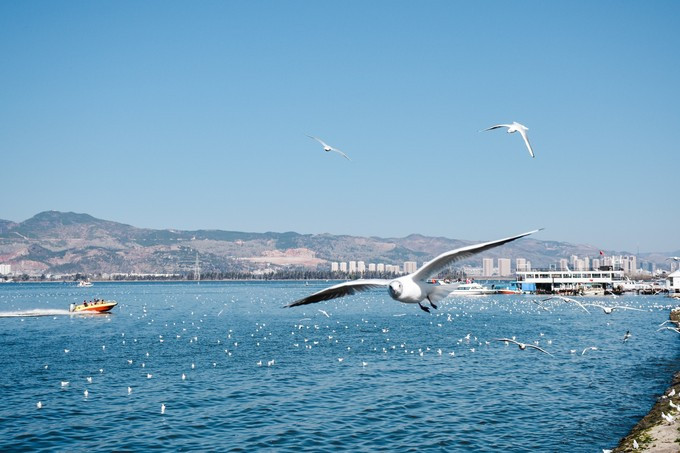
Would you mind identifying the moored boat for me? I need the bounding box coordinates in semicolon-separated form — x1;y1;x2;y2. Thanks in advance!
448;282;495;296
69;300;117;313
77;281;93;287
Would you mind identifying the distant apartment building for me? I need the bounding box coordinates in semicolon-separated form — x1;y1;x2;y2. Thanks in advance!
357;261;366;273
498;258;511;277
592;258;601;270
331;262;339;272
516;258;527;272
349;261;357;273
403;261;418;274
368;263;376;272
0;264;10;275
482;258;494;277
559;259;569;271
377;263;385;272
340;262;347;272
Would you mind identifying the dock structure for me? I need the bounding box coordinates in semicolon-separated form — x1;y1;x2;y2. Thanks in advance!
516;268;625;295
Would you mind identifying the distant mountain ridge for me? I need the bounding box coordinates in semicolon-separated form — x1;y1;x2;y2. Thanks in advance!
0;211;670;276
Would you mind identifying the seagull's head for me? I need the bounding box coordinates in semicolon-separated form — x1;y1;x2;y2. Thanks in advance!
388;280;403;299
324;146;332;152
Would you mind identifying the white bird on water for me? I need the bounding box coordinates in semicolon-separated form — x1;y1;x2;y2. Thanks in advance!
161;403;166;415
582;346;598;355
306;135;351;161
494;338;553;357
36;401;42;409
286;229;540;312
482;122;535;158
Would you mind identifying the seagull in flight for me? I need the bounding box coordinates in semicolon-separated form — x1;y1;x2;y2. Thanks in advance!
494;338;553;357
482;122;535;158
581;346;598;355
583;303;644;315
286;229;540;312
542;296;591;313
306;135;351;161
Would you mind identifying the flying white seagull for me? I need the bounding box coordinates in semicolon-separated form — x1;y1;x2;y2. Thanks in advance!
286;229;540;312
494;338;553;357
483;122;535;158
583;303;644;315
306;135;351;161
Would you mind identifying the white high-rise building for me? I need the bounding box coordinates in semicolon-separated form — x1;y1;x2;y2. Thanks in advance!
482;258;494;277
340;262;347;272
559;259;569;271
592;258;600;270
377;263;385;272
331;262;339;272
0;264;10;275
357;261;366;273
498;258;511;276
516;258;527;272
368;263;376;272
403;261;418;274
349;261;357;273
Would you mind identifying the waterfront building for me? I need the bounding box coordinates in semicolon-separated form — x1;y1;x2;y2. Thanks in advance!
517;268;625;295
357;261;366;273
403;261;417;274
340;262;347;272
331;262;339;272
498;258;511;277
516;258;527;272
667;270;680;297
349;261;357;273
482;258;494;277
0;264;10;275
377;263;385;272
368;263;376;272
559;259;569;271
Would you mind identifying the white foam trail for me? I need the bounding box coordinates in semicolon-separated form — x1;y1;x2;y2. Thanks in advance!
0;309;73;318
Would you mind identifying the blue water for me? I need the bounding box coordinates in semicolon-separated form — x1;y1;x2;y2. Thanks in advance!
1;281;678;452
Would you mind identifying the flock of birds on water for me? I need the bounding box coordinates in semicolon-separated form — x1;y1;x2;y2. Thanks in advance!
11;288;677;417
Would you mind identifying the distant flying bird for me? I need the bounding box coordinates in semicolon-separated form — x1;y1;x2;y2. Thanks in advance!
584;303;644;315
582;346;598;355
286;229;540;312
483;122;535;158
542;296;591;313
494;338;553;357
623;330;631;342
658;326;680;334
306;135;351;161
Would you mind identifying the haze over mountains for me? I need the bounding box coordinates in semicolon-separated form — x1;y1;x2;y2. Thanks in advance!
0;211;674;276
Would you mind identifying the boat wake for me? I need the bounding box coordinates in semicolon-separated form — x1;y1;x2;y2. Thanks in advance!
0;309;73;318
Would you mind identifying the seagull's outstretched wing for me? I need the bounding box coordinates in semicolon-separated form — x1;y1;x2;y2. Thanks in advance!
526;344;554;356
482;124;511;132
517;129;535;158
329;147;351;161
612;306;644;312
286;279;390;307
412;229;541;281
306;135;329;148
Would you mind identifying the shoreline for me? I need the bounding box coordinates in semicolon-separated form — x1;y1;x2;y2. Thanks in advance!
612;308;680;452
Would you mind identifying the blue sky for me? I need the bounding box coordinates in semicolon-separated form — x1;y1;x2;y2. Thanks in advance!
1;1;678;252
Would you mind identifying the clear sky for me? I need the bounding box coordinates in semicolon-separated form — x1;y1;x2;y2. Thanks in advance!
1;1;678;253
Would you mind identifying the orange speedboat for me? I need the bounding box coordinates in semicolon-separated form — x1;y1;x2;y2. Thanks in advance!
70;300;118;313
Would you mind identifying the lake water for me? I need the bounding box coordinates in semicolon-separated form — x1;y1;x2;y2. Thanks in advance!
1;281;678;452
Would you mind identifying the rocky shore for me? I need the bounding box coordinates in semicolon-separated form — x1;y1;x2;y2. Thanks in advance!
612;308;680;452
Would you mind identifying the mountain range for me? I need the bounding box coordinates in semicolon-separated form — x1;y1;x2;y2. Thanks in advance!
0;211;674;276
